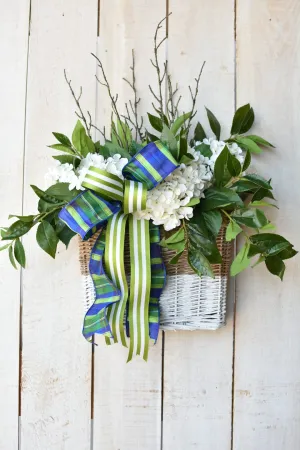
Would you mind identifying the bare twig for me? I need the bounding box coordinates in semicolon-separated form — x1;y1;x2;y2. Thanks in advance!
148;14;171;120
64;70;92;138
92;52;131;149
185;61;206;135
122;49;144;141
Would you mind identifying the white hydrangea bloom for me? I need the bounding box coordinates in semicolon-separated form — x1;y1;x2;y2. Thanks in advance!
45;153;129;190
135;139;245;231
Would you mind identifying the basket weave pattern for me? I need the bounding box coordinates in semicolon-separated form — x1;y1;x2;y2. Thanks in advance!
78;226;232;331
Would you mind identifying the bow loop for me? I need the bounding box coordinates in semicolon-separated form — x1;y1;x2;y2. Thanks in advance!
122;141;179;190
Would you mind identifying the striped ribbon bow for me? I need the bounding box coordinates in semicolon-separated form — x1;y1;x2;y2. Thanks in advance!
59;141;179;361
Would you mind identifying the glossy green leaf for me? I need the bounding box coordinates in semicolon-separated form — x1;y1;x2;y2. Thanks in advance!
117;120;132;148
186;222;222;264
249;234;296;261
194;122;207;142
231;104;252;135
36;221;58;258
52;155;80;166
180;154;194;165
252;188;275;202
8;215;35;222
161;125;178;159
194;143;212;158
235;137;262;154
170;111;192;135
14;238;26;268
240;107;254;133
265;255;285;280
242;174;272;190
242;150;251;171
169;250;185;265
146;131;160;142
201;187;244;211
231;208;268;229
1;220;33;241
57;224;76;248
214;146;230;187
202;210;222;237
160;228;185;248
230;243;251;276
45;183;79;202
205;107;221;140
227;152;242;177
148;113;163;132
72;120;95;157
9;246;17;269
225;220;242;242
103;141;131;159
31;185;63;204
52;132;72;147
260;222;276;232
186;198;200;207
179;133;188;158
48;144;75;155
188;247;215;278
246;135;274;148
250;200;278;209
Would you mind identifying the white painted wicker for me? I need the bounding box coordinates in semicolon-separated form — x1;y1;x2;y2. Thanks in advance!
78;225;232;331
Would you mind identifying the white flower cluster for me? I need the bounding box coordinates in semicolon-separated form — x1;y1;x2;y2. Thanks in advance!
45;153;128;191
45;138;245;232
135;138;245;231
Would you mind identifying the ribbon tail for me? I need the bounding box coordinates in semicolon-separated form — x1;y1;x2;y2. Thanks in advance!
104;212;128;347
127;216;151;362
149;222;166;342
82;228;121;342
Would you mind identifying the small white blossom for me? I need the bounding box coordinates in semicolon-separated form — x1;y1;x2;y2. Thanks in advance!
45;152;129;191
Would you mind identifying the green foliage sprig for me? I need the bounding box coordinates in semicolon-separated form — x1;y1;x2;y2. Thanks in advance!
159;106;297;280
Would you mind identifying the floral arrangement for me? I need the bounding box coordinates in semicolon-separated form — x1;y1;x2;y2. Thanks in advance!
0;17;296;360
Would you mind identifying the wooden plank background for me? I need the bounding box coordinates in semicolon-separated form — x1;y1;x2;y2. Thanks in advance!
0;0;299;449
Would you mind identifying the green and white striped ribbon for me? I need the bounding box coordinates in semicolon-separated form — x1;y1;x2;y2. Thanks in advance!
123;180;147;214
128;215;151;361
104;211;128;347
82;167;152;360
82;167;124;202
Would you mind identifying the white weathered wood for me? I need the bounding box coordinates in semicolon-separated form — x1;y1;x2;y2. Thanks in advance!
0;1;30;448
20;1;97;449
93;2;165;449
163;2;235;449
233;2;300;449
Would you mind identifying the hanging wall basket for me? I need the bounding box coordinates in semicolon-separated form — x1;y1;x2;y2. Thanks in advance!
79;224;232;332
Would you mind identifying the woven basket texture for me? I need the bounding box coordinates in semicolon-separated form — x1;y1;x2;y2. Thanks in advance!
78;225;232;331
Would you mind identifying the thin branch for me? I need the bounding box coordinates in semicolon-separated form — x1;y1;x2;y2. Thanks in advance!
185;61;206;135
64;70;92;138
148;14;171;120
92;52;131;149
122;49;144;141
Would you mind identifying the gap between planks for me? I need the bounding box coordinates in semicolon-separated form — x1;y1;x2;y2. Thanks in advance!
18;2;32;447
230;0;238;449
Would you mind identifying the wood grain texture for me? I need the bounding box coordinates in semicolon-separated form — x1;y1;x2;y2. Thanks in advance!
233;1;300;449
93;2;166;449
20;1;97;449
0;1;30;448
163;2;235;449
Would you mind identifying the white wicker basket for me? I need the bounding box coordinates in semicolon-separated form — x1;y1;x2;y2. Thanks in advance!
78;225;232;331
